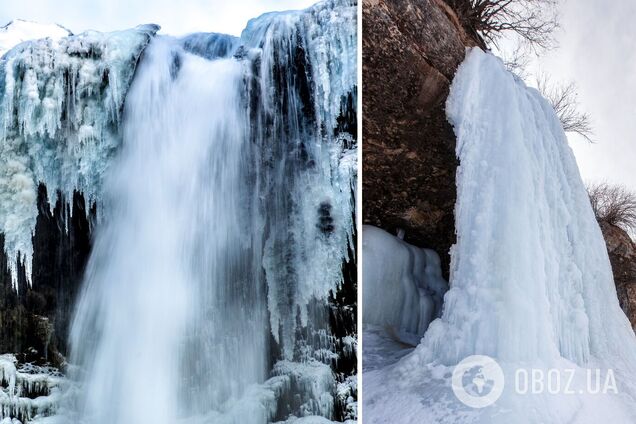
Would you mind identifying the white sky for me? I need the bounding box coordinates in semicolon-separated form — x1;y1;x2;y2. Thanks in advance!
531;0;636;189
0;0;317;36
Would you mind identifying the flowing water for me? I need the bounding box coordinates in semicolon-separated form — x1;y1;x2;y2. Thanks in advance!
64;2;358;418
68;37;268;423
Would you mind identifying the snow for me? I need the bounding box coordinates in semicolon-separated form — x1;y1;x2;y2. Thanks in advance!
364;48;636;423
0;24;157;280
363;225;448;344
0;20;71;58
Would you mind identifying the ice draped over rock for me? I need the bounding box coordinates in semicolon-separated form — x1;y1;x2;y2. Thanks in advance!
362;225;448;344
240;0;357;359
0;24;158;279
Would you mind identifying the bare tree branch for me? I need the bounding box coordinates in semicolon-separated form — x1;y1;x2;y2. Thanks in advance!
588;182;636;235
448;0;559;52
501;47;530;79
536;73;593;142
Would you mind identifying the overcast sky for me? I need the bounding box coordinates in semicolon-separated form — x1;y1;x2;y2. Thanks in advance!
0;0;317;36
532;0;636;189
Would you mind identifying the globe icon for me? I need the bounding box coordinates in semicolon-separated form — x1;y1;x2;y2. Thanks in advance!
461;365;495;397
452;355;505;408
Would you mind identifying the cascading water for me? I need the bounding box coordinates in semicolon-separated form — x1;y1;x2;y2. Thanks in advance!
62;1;353;424
68;37;269;423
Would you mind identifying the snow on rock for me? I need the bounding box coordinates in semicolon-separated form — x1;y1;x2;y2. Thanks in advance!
0;24;158;279
364;48;636;424
0;354;67;423
0;20;71;58
273;360;336;419
362;225;448;344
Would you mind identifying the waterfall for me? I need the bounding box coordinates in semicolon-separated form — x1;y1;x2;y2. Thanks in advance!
68;36;269;423
59;1;356;423
0;1;356;422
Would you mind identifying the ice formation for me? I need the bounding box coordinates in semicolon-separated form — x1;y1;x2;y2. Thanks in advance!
58;0;356;423
0;24;158;279
364;48;636;424
0;355;69;423
362;225;447;344
241;0;357;358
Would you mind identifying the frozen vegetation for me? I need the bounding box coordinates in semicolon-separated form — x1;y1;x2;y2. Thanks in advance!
0;0;357;423
364;48;636;423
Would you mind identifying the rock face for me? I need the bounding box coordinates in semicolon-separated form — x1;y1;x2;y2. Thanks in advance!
600;222;636;330
362;0;482;275
0;185;93;367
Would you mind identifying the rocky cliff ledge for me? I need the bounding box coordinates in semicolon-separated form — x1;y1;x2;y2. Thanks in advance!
0;185;93;368
601;222;636;329
362;0;482;276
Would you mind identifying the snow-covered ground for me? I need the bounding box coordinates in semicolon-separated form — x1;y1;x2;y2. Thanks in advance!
0;20;71;57
363;48;636;423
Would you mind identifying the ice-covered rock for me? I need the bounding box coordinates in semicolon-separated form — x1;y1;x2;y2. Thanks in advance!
0;24;158;280
241;0;357;358
0;354;67;423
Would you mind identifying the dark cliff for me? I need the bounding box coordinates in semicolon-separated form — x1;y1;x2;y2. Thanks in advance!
601;222;636;329
362;0;482;276
0;184;93;367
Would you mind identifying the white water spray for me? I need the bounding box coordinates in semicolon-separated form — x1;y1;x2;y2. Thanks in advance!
69;37;268;423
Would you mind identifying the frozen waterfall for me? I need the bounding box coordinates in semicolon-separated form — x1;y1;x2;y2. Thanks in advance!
364;48;636;424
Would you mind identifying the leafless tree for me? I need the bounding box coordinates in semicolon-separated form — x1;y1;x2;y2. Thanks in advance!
536;73;593;142
449;0;559;51
501;47;530;79
588;182;636;235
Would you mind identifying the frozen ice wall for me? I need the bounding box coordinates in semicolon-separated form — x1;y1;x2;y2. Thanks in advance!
241;0;357;359
364;48;636;424
362;225;447;344
430;47;636;369
0;24;157;279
